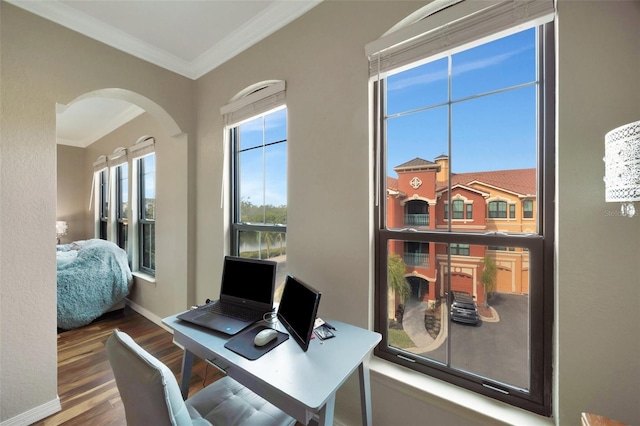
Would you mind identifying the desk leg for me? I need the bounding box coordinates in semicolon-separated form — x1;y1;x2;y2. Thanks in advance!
358;362;373;426
316;394;335;426
180;349;195;400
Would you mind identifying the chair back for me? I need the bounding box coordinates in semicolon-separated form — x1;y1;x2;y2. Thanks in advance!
106;329;193;426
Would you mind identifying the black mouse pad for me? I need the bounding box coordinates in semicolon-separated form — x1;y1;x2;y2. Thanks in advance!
224;325;289;360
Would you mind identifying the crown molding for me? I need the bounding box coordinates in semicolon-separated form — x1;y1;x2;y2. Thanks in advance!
7;0;322;80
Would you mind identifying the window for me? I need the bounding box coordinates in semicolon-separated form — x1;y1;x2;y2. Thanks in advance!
523;200;534;218
452;200;464;219
449;243;470;256
138;153;156;275
509;203;516;219
115;163;128;251
129;136;156;275
489;201;507;218
466;203;473;220
223;81;287;298
93;156;109;240
108;148;127;248
98;168;108;240
370;0;554;415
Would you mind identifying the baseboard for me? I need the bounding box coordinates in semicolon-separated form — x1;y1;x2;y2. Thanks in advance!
125;299;173;334
0;397;61;426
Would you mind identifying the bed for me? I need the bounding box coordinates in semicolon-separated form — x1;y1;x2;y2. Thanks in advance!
57;239;133;330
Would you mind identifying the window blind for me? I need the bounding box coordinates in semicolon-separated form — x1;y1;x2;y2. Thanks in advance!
129;136;155;159
108;147;128;167
366;0;555;78
93;155;108;173
221;81;286;126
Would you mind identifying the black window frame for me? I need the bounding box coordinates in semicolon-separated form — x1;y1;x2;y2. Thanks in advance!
229;110;287;259
374;23;555;416
115;164;128;252
98;169;108;240
138;154;155;275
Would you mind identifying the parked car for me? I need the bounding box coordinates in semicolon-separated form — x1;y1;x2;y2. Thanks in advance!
450;291;479;325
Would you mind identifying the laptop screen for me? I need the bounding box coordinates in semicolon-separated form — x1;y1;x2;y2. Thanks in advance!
220;256;276;306
277;275;321;351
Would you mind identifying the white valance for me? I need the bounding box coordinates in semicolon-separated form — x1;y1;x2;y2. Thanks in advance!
108;147;128;167
366;0;555;78
93;155;108;173
129;136;155;159
221;81;286;126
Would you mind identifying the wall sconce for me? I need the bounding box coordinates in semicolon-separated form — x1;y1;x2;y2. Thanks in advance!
604;120;640;217
56;220;68;244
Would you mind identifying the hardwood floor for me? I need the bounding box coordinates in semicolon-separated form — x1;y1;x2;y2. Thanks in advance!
33;307;224;426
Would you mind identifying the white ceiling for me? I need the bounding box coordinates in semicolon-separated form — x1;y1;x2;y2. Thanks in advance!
7;0;321;147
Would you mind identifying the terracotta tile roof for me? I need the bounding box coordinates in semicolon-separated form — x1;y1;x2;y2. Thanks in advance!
439;168;536;196
387;176;398;191
393;157;439;171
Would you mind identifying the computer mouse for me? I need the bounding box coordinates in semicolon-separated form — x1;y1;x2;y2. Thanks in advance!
254;328;278;347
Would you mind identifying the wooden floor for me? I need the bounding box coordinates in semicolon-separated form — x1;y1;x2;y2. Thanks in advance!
33;307;224;426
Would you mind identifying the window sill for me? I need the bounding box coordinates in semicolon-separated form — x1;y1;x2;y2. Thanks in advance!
369;358;553;425
132;271;156;287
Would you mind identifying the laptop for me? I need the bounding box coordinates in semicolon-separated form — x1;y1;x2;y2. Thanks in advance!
277;274;322;351
178;256;277;335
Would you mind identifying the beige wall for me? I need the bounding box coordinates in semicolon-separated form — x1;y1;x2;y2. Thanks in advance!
555;1;640;424
56;145;88;243
1;0;639;425
82;112;191;319
0;2;195;422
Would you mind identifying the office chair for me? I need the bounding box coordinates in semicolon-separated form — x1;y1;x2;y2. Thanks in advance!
106;329;296;426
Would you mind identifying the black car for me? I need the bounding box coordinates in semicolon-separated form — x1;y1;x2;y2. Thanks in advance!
450;291;480;325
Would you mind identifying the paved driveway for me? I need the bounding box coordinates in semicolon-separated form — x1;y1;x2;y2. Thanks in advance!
419;293;529;389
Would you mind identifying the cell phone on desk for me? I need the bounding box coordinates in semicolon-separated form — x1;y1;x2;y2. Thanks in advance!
314;325;335;340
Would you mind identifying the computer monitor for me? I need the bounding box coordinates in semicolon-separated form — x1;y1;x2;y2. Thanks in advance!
277;274;321;351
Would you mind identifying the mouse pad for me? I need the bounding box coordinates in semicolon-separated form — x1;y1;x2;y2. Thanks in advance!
224;325;289;360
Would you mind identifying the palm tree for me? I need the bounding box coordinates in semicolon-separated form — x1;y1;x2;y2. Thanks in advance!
481;254;497;308
388;253;410;315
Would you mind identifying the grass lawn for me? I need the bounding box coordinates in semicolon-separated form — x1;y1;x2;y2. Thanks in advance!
388;328;414;349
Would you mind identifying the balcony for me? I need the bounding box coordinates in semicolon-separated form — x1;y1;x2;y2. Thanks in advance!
404;214;430;227
404;252;430;268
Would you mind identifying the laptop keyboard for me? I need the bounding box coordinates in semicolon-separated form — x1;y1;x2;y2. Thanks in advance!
203;302;263;321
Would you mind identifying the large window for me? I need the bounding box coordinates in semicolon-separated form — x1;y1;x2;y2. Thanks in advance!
115;163;128;251
224;81;287;298
138;153;156;275
371;1;554;415
98;168;108;240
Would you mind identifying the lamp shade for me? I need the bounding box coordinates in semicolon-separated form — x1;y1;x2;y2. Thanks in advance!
56;220;68;236
604;120;640;204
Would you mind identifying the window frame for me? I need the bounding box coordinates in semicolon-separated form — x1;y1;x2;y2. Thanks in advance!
115;164;128;252
98;169;108;240
452;200;464;220
373;23;555;416
488;200;508;219
137;154;156;275
523;200;534;219
229;109;287;258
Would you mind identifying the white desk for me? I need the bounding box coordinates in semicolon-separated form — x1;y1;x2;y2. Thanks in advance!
162;314;381;426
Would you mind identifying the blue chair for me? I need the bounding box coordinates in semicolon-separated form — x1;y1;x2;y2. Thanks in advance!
106;329;296;426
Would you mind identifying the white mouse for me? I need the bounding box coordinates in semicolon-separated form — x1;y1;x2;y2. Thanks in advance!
254;328;278;347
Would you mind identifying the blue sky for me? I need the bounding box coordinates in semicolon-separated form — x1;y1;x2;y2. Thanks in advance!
386;27;537;176
238;107;287;208
236;28;538;208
